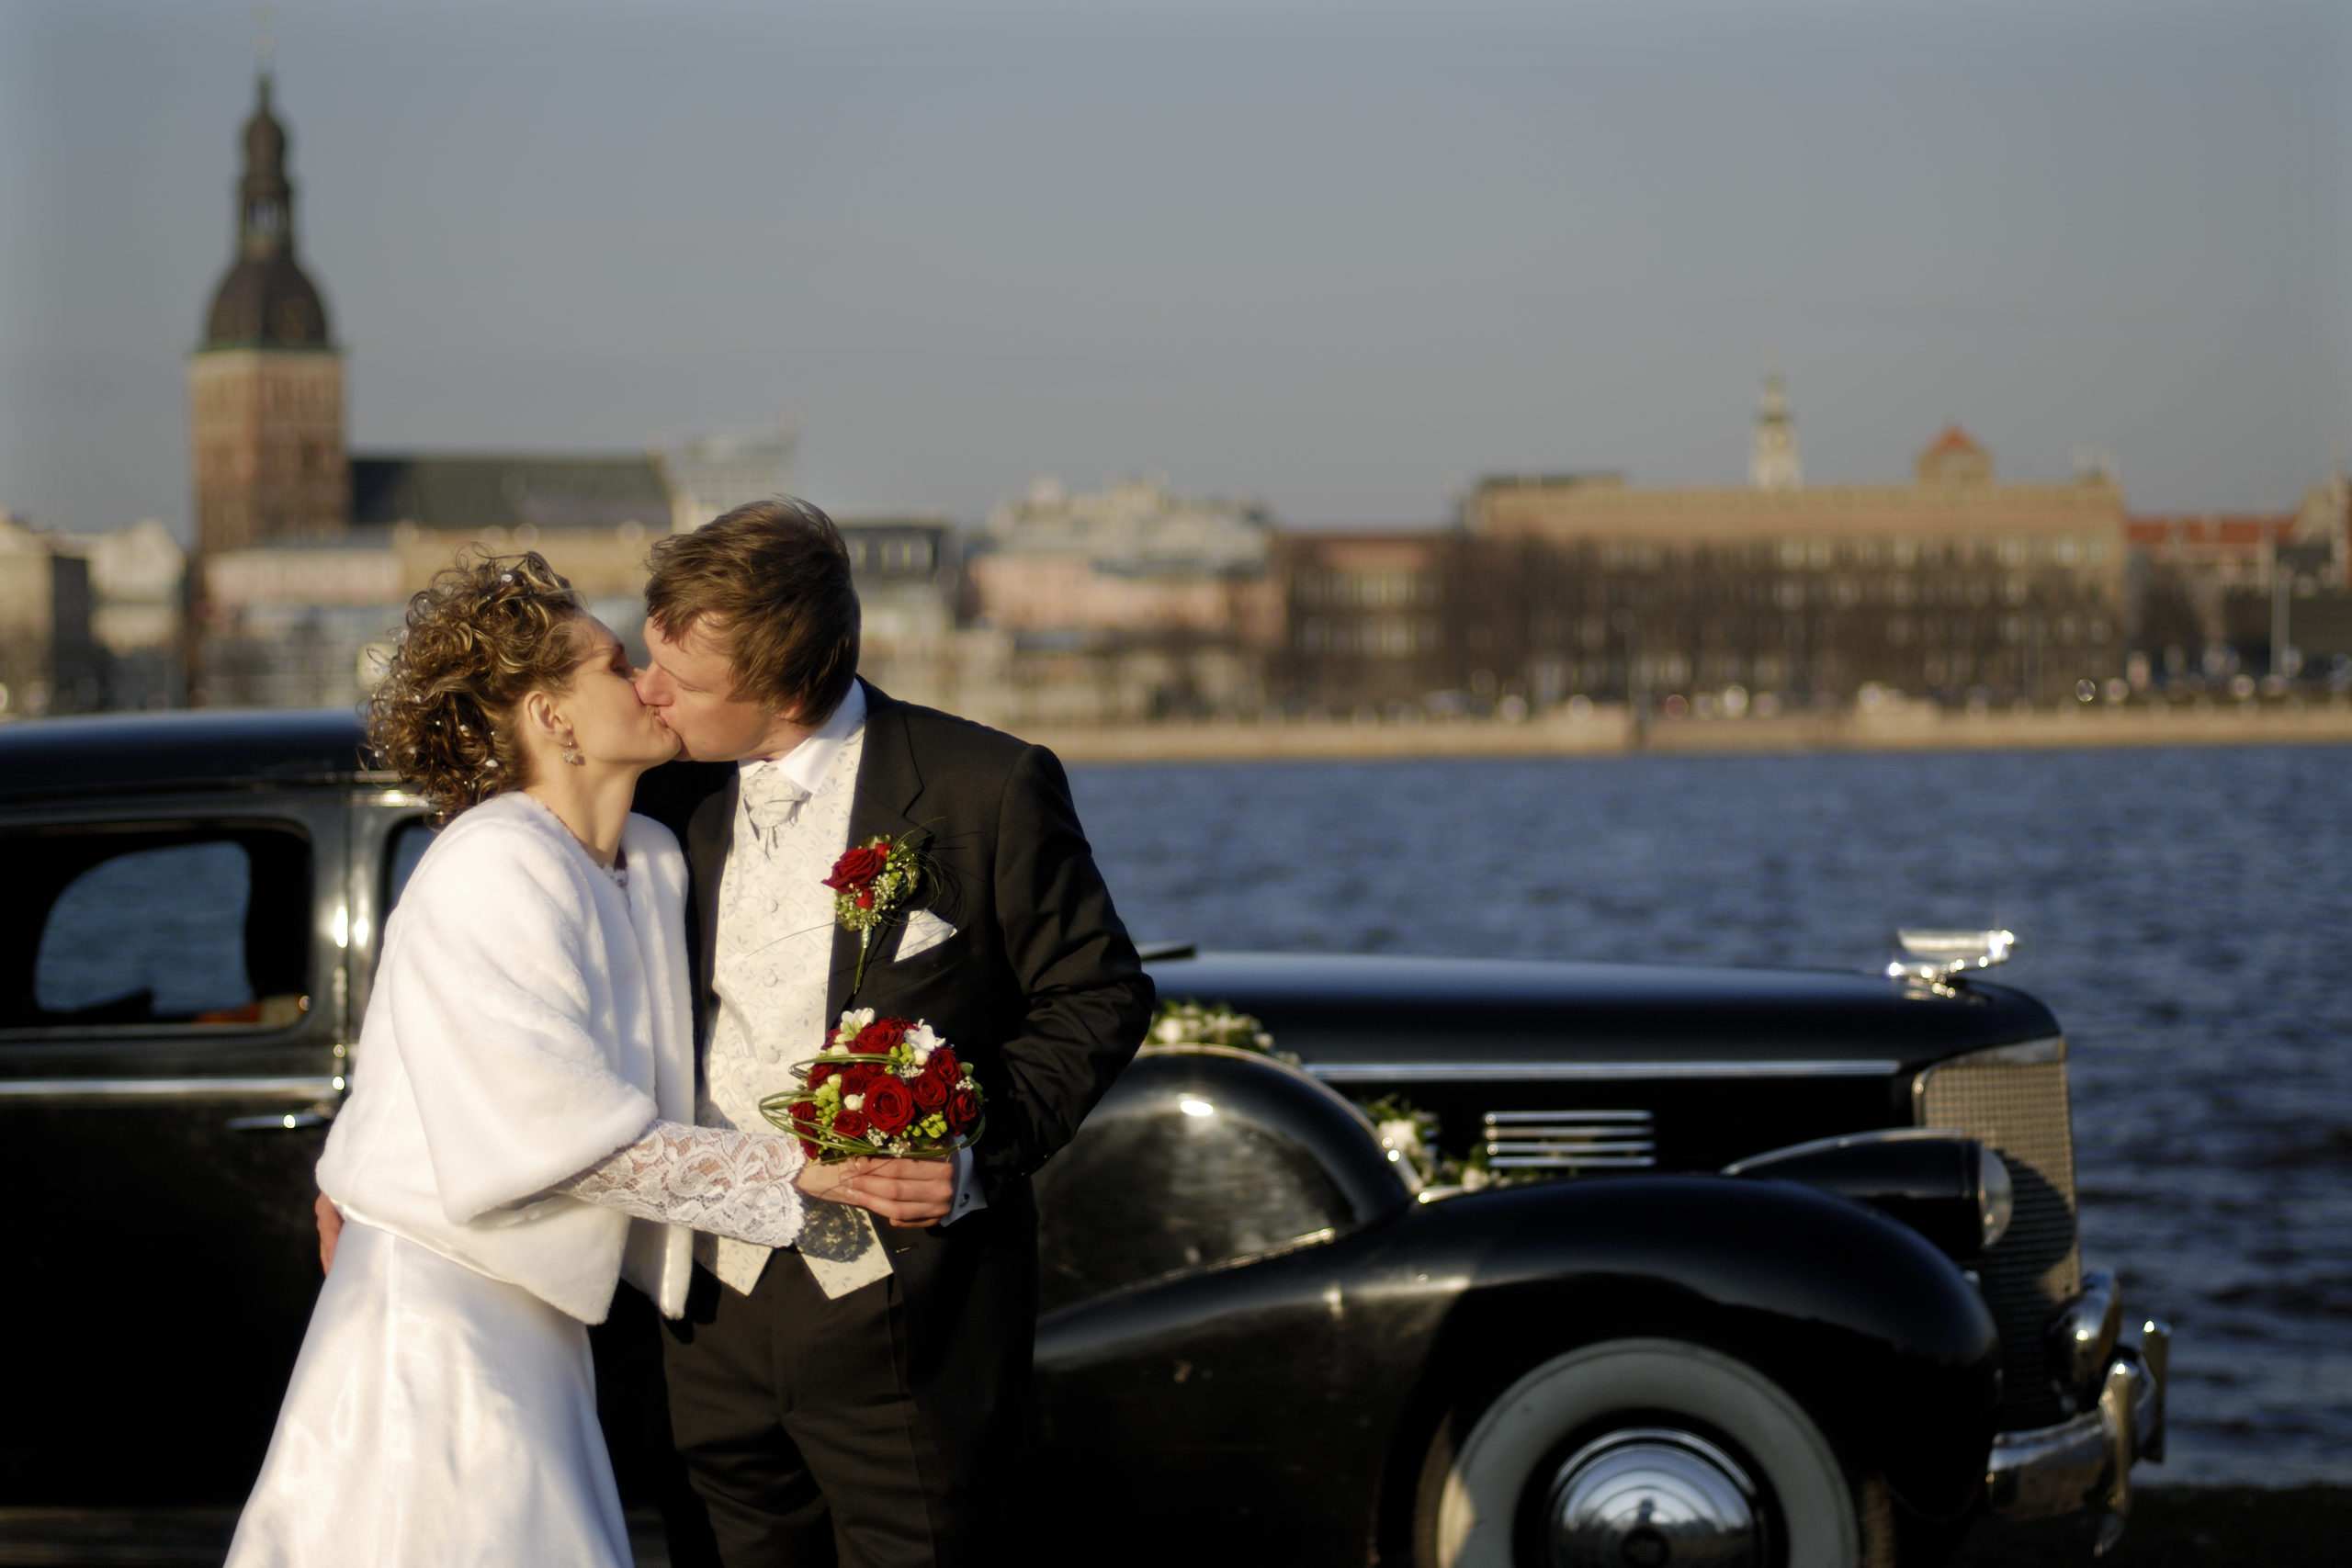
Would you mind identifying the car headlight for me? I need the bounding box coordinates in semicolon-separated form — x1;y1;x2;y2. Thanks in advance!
1977;1143;2014;1251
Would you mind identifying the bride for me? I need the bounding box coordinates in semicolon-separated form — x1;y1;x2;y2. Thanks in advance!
228;552;878;1567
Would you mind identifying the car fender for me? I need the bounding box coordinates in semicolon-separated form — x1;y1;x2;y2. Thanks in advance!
1385;1173;2002;1524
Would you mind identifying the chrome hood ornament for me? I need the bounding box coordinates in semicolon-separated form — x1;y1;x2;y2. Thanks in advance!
1887;929;2017;992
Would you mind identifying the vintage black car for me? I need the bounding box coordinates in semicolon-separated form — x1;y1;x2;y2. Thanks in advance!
0;711;2165;1568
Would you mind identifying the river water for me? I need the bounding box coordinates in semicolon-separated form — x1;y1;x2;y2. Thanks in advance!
1067;742;2352;1486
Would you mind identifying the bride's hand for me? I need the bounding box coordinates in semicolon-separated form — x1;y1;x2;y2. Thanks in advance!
796;1155;955;1228
792;1156;875;1206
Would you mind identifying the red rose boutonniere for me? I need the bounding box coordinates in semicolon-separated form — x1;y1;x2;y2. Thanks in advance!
822;829;932;996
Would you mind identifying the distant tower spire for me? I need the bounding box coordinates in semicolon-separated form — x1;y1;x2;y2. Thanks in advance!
187;60;346;563
1749;373;1802;491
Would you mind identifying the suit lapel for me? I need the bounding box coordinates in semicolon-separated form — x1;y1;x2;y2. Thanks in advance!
828;681;929;1021
684;772;738;1044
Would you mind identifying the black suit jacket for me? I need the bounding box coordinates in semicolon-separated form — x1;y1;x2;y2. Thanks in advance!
633;682;1153;1463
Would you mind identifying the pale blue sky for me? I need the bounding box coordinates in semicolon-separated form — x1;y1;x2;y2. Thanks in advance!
3;0;2346;539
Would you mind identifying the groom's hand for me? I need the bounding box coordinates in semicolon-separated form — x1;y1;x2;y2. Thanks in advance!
796;1156;955;1228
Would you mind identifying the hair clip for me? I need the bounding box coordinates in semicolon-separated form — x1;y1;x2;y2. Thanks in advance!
501;572;515;583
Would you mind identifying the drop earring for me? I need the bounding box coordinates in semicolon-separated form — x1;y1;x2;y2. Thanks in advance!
560;731;582;767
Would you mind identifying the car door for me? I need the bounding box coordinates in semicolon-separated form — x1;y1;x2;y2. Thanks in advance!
0;794;347;1506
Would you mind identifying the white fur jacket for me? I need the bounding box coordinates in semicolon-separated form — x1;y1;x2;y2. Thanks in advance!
315;791;698;1323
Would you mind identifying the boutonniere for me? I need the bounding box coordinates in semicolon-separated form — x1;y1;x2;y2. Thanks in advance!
823;829;933;996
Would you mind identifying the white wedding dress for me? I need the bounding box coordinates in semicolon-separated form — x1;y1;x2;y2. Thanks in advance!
226;795;808;1568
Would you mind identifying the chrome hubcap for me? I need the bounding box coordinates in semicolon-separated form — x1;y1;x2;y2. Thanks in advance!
1544;1427;1764;1568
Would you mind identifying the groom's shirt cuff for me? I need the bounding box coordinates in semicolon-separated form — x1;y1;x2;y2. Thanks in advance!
944;1146;988;1226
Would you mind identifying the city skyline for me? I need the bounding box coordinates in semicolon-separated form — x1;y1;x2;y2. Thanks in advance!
3;0;2346;542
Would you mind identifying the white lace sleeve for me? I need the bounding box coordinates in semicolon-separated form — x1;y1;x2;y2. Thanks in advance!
549;1120;806;1247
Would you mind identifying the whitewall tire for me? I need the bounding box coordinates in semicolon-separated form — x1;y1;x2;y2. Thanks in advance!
1418;1337;1886;1568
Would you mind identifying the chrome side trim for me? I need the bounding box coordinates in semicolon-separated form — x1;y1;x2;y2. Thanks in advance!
0;1076;338;1101
1485;1109;1658;1171
1306;1060;1898;1083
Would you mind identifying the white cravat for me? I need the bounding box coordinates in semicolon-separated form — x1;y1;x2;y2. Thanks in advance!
737;763;812;843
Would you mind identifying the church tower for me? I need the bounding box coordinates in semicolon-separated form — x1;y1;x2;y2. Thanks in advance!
1747;373;1802;491
187;72;346;555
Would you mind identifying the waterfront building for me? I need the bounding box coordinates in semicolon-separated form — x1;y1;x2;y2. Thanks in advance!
0;513;104;718
967;476;1282;723
1464;396;2132;709
48;521;187;710
1271;531;1464;714
662;425;799;534
2128;468;2352;681
832;514;983;716
199;454;672;708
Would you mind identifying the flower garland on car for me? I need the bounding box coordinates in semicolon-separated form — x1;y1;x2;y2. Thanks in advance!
1149;998;1493;1190
822;829;932;997
761;1009;985;1161
1148;998;1297;1064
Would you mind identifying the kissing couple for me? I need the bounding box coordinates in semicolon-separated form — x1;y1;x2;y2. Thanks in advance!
224;500;1156;1567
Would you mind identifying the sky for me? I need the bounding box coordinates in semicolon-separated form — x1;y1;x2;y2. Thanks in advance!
2;0;2346;541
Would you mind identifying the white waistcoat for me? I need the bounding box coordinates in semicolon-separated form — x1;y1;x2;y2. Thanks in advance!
702;704;890;1298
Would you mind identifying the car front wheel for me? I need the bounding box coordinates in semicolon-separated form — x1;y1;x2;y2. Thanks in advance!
1413;1337;1895;1568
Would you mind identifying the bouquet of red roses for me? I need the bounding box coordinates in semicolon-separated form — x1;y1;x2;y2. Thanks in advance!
760;1008;985;1161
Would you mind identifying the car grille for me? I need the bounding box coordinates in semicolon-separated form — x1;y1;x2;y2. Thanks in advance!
1914;1037;2081;1428
1483;1109;1657;1171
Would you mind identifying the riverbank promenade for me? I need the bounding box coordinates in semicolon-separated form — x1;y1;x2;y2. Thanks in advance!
1031;696;2352;764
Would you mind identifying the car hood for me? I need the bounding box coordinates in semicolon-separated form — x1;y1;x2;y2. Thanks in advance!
1144;952;2056;1072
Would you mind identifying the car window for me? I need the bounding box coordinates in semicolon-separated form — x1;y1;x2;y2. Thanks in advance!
0;826;311;1033
1035;1100;1351;1313
384;817;435;913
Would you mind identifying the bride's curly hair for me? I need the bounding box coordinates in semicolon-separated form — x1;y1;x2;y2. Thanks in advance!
366;549;588;823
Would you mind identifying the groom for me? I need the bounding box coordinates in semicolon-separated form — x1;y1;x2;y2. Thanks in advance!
629;497;1152;1567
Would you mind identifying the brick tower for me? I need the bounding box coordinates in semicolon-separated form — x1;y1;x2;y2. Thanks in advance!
187;73;346;556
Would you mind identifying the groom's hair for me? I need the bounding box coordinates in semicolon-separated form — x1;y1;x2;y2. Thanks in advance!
645;496;862;724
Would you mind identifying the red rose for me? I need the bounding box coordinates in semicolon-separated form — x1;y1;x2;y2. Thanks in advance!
798;1137;819;1160
833;1109;869;1139
856;889;875;909
910;1072;948;1111
842;1063;882;1096
865;1077;916;1135
806;1061;836;1089
924;1048;961;1085
946;1089;979;1134
790;1101;819;1125
824;844;890;892
854;1019;910;1053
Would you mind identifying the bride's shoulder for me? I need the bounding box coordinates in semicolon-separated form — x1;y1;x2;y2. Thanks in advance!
620;811;683;866
404;794;589;910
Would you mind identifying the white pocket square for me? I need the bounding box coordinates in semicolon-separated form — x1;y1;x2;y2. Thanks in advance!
896;908;957;960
